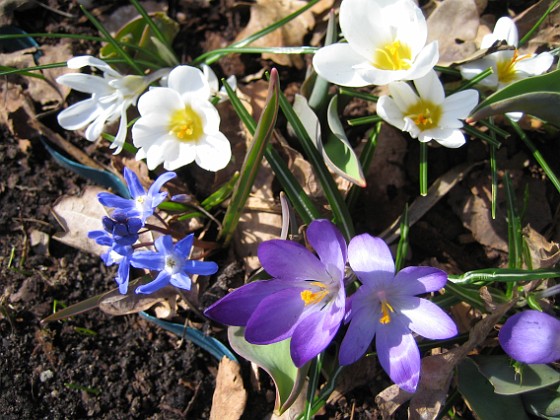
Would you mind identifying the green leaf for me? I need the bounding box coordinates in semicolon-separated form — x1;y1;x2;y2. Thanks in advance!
522;383;560;418
228;326;309;415
473;355;560;396
99;12;179;67
470;69;560;125
457;358;529;420
219;69;280;245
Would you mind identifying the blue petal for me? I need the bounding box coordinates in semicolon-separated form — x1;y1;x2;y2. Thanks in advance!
97;192;134;211
136;271;171;294
348;234;395;287
148;171;176;204
183;260;218;276
169;272;192;290
131;250;165;270
175;233;194;258
155;235;175;255
124;167;145;199
116;255;131;294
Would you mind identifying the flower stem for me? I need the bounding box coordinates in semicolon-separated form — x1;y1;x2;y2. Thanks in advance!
419;142;428;196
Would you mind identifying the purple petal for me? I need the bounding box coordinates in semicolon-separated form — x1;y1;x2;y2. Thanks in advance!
182;260;218;276
204;280;292;326
291;299;345;367
245;288;305;344
376;317;420;393
339;303;378;365
136;271;171;294
130;250;165;271
499;310;560;364
306;219;347;281
348;234;395;286
175;233;194;258
258;240;328;281
123;167;145;199
395;296;457;339
392;266;448;296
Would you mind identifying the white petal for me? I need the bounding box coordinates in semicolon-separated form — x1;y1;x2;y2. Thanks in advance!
459;58;496;86
67;56;121;78
164;142;197;170
493;17;518;46
146;138;175;170
516;52;553;76
376;96;405;131
388;81;419;111
200;63;219;95
132;119;169;148
194;132;232;171
189;99;221;134
393;1;427;55
56;73;113;96
313;43;373;87
403;41;439;81
137;87;183;116
110;105;129;154
339;0;389;59
57;98;99;130
414;70;444;104
506;111;523;121
428;128;466;148
442;89;479;120
168;66;211;99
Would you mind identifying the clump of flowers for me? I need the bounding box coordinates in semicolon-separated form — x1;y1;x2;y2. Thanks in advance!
56;56;168;154
131;65;232;172
205;219;347;367
377;70;479;148
459;17;553;89
89;168;218;294
339;233;457;392
499;310;560;364
312;0;439;87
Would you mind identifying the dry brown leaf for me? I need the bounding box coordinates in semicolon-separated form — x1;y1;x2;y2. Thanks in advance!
210;358;247;420
514;0;560;54
426;0;480;65
99;287;178;317
375;384;413;419
235;0;315;68
51;186;108;256
328;356;378;405
523;225;560;268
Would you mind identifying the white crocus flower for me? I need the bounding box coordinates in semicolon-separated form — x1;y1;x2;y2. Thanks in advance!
312;0;439;87
131;65;231;171
56;56;168;154
200;64;237;103
459;17;553;89
377;70;479;148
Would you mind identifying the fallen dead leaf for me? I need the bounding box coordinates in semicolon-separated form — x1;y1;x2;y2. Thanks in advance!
210;358;247;420
328;356;378;405
523;225;560;268
99;286;178;317
235;0;315;68
426;0;480;65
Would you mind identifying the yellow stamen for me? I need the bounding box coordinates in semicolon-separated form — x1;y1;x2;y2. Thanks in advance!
496;49;531;85
169;105;203;142
405;99;442;131
373;40;412;71
379;300;395;324
300;281;328;306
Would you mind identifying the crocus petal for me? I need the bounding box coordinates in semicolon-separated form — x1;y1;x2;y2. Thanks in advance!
193;133;232;171
137;87;183;117
245;288;305;344
57;98;99;130
395;296;457;339
392;266;448;295
339;303;378;365
515;52;553;76
499;310;560;364
204;280;294;326
403;41;440;81
291;308;342;367
312;43;373;87
493;17;518;46
376;96;406;131
414;70;444;105
258;240;328;281
163;142;197;171
429;128;466;148
306;219;347;281
442;89;479;120
348;234;395;286
136;271;171;294
388;81;419;112
168;65;211;100
67;55;121;78
376;317;421;393
56;73;113;95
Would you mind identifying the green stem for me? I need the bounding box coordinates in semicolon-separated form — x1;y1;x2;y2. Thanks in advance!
419;142;428;196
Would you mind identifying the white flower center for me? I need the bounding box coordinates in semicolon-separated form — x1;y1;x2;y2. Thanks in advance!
496;50;530;85
405;99;442;131
373;40;412;71
165;255;181;274
169;106;204;142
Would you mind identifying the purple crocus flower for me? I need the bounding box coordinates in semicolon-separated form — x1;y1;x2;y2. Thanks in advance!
499;310;560;364
98;168;176;222
204;219;347;367
339;234;457;393
131;234;218;294
88;229;134;294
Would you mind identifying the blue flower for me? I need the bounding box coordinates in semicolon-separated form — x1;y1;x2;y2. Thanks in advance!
98;168;176;222
101;212;143;246
131;234;218;294
88;229;134;294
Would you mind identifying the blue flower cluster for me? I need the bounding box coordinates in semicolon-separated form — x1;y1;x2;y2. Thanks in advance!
89;168;218;294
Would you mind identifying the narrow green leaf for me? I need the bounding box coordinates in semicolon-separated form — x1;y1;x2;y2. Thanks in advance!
504;172;523;271
200;172;240;210
470;69;560;124
448;268;560;284
228;326;309;415
473;355;560;396
219;69;280;244
395;204;409;272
